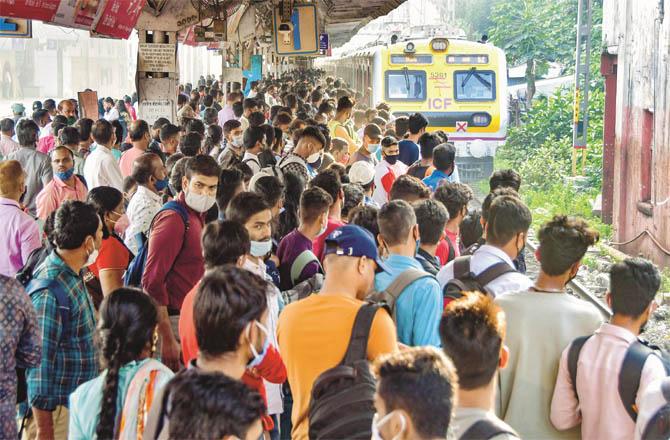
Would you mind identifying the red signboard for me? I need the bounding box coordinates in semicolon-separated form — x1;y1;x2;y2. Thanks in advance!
93;0;146;39
0;0;60;22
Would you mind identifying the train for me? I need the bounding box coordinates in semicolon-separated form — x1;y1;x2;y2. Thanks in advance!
317;37;508;182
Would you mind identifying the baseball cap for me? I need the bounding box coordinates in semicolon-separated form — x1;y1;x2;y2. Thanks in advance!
324;225;389;273
348;161;375;185
11;103;25;115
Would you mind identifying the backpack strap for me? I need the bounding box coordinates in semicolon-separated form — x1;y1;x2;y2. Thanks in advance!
161;201;190;229
382;268;432;319
341;303;379;366
662;380;670;402
475;262;516;287
619;340;655;421
26;279;71;340
453;256;472;279
290;250;322;285
445;236;456;263
567;335;592;400
460;418;519;440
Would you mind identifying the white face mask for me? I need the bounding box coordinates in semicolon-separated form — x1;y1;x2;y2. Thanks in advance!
317;219;328;237
185;191;216;213
306;151;323;165
85;242;99;267
250;239;272;257
371;411;406;440
246;320;270;368
232;134;244;147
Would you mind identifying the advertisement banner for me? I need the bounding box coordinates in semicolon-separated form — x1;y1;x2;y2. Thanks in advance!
0;0;59;22
93;0;146;39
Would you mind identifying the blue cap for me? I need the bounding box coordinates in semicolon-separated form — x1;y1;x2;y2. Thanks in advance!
324;225;390;273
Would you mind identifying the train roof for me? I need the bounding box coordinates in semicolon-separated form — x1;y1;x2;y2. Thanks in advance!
328;38;504;61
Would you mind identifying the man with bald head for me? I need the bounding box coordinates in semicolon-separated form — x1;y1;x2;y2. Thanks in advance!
124;153;168;254
119;120;151;177
57;99;77;125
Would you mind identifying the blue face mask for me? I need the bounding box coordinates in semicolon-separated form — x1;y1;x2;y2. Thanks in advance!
55;167;75;181
154;177;169;192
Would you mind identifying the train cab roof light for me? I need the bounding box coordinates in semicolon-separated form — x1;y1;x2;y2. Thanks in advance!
404;42;416;53
430;38;449;51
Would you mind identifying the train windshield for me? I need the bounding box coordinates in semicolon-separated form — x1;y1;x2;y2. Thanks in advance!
385;69;427;101
454;70;496;101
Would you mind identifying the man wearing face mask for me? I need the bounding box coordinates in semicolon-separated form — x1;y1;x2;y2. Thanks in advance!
349;123;382;166
374;200;442;347
218;119;243;168
372;347;457;440
57;99;78;126
278;225;398;440
144;267;273;439
36;146;88;221
124;153;169;255
24;201;101;440
438;194;533;297
372;136;408;206
142;155;220;372
241;125;266;175
278;125;327;183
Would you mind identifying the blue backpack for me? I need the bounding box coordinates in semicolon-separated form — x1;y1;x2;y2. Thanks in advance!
124;201;190;287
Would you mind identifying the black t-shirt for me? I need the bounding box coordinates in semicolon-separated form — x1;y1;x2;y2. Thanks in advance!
407;161;430;180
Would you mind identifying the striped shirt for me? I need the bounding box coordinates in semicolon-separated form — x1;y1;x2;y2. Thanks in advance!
26;251;98;410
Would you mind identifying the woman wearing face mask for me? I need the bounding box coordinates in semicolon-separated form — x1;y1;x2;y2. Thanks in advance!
86;186;133;301
328;96;360;154
329;137;351;166
372;136;408;206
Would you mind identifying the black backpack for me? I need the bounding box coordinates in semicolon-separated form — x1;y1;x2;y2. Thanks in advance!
567;336;670;421
642;379;670;440
460;418;519;439
307;303;379;439
443;256;516;303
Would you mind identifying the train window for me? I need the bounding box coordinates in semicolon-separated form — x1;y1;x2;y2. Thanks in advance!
385;70;427;101
454;70;496;101
390;54;433;64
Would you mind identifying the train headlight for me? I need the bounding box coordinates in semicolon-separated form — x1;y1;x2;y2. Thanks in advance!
471;113;491;127
404;42;416;53
431;38;449;52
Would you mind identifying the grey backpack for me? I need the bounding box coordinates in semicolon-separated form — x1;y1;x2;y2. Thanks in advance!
367;268;433;321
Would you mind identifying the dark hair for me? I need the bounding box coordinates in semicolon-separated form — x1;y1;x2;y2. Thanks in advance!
223;119;242;135
277;171;305;240
461;210;484;248
232;101;244;118
394;116;409;138
92;119;114;145
311;89;323;103
297;125;326;149
336;96;354;112
169;157;189;194
414;199;448;245
417;133;440;159
342;183;364;220
16;119;40;147
87;186;124;239
226;192;269;225
300;186;332;224
363;123;382;140
537;215;599;276
434;182;473;219
53;200;100;249
185;154;220;180
123;176;137;194
203;220;250;268
248;112;266;128
159;123;180;143
389;175;431;203
378;200;416;246
96;288;157;439
432;143;456;172
243;125;266;149
243;98;257;111
253;175;284;209
489;169;522;192
31;110;49;125
179;132;202;157
204;124;223;156
216;168;244;214
440;291;504;389
317;100;334;115
44;99;56;111
167;370;265;440
610;258;661;317
310;169;341;206
0;118;14;133
273;112;292;127
128;120;150;142
486;195;532;247
481;187;519;222
408;113;429;134
76;118;94;142
131;153;161;185
56;126;78;147
152;117;170;131
381;136;398;150
204;107;218;126
373;347;456;439
194;268;268;357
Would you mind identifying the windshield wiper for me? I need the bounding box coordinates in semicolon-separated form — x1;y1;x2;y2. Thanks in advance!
403;67;410;92
461;67;492;90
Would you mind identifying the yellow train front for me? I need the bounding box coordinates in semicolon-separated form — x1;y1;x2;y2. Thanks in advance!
319;37;508;182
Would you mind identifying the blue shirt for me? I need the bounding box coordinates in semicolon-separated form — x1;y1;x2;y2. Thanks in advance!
374;254;442;347
423;169;456;192
398;140;420;166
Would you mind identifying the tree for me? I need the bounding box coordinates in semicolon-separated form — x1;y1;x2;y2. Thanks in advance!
489;0;578;102
455;0;493;40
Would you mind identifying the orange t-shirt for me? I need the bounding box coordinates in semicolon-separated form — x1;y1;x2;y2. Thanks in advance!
277;294;397;440
179;282;200;365
89;235;130;278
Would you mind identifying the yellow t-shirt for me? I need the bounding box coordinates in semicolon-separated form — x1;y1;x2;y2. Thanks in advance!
277;294;397;440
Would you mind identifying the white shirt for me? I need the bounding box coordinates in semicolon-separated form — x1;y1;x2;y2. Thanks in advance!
372;159;407;206
124;185;163;255
436;244;532;296
239;115;250;132
83;144;124;191
635;377;670;440
242;151;261;175
104;107;119;122
39;123;52;139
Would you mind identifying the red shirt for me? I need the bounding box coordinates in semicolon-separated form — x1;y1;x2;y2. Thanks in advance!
141;193;205;310
436;229;460;266
312;218;345;261
89;235;130;277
